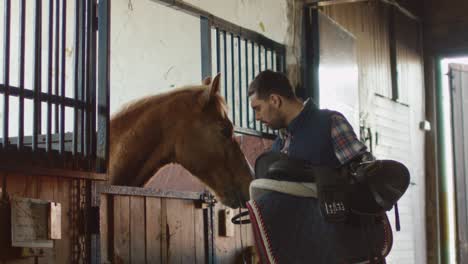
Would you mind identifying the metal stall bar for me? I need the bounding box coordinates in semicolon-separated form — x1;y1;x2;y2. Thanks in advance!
59;0;67;154
271;49;274;71
17;0;26;150
251;42;256;131
0;85;87;108
264;47;269;134
223;31;228;101
88;0;98;161
271;51;278;135
55;0;60;134
82;0;89;157
230;33;236;125
96;0;111;173
257;44;263;133
2;0;11;148
276;52;283;73
32;0;43;151
84;0;91;158
80;0;87;155
46;0;55;152
238;36;243;127
216;28;220;75
200;17;212;79
73;0;81;155
245;39;250;129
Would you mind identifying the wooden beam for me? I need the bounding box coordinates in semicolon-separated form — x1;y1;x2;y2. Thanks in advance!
0;165;107;181
305;0;369;7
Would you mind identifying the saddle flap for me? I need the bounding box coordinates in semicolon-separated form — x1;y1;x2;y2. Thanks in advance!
357;160;410;211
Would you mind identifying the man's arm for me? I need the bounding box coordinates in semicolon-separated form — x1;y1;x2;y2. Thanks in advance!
330;113;372;165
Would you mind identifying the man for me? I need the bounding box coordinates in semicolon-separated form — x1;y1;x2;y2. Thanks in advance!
247;70;380;264
249;70;371;166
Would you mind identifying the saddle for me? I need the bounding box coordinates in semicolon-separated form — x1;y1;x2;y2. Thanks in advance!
236;151;410;264
255;151;410;218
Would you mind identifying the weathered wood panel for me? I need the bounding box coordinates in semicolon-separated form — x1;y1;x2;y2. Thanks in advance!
145;197;162;263
52;177;71;264
37;177;58;264
165;198;196;263
214;204;254;264
100;194;110;263
113;196;131;263
0;172;76;264
102;193;213;263
130;196;146;263
193;205;205;263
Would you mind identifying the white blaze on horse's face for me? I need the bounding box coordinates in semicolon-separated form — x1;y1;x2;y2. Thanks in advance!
175;74;252;208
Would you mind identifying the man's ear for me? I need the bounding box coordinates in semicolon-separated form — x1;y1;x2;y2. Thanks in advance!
269;94;282;109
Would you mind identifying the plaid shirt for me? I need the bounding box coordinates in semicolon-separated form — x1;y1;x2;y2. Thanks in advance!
276;99;368;165
330;113;367;164
272;99;374;165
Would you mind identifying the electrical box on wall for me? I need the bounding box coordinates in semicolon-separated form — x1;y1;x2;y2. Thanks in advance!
0;196;61;259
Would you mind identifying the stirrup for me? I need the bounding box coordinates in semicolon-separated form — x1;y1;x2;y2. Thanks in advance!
231;211;251;225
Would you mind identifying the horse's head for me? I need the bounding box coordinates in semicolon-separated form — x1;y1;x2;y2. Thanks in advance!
175;74;253;208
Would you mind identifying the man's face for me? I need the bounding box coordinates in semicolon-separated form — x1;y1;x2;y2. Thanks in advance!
249;93;285;130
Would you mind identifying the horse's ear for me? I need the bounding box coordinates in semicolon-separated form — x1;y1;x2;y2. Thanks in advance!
209;73;221;97
202;76;212;85
200;73;221;107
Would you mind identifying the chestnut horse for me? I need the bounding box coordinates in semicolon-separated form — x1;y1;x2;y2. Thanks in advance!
109;74;252;208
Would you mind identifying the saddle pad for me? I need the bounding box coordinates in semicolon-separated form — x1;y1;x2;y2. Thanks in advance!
246;190;392;264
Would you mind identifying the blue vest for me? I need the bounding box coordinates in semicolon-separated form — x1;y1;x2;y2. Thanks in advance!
271;100;341;167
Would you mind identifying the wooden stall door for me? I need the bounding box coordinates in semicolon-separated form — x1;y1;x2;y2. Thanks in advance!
100;193;206;264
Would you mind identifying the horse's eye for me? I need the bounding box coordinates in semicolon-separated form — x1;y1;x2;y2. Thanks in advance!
221;126;232;138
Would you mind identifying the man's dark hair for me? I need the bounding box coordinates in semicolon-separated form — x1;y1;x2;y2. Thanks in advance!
248;70;294;100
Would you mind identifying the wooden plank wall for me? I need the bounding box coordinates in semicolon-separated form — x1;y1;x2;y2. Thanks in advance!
214;204;254;264
0;172;74;264
102;194;207;264
102;194;256;264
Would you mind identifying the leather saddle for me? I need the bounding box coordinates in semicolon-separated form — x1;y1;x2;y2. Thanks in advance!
254;151;410;216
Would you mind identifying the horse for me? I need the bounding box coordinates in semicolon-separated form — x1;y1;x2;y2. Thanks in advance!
108;74;252;208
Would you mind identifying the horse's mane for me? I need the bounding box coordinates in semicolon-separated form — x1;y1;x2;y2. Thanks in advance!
111;85;229;123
